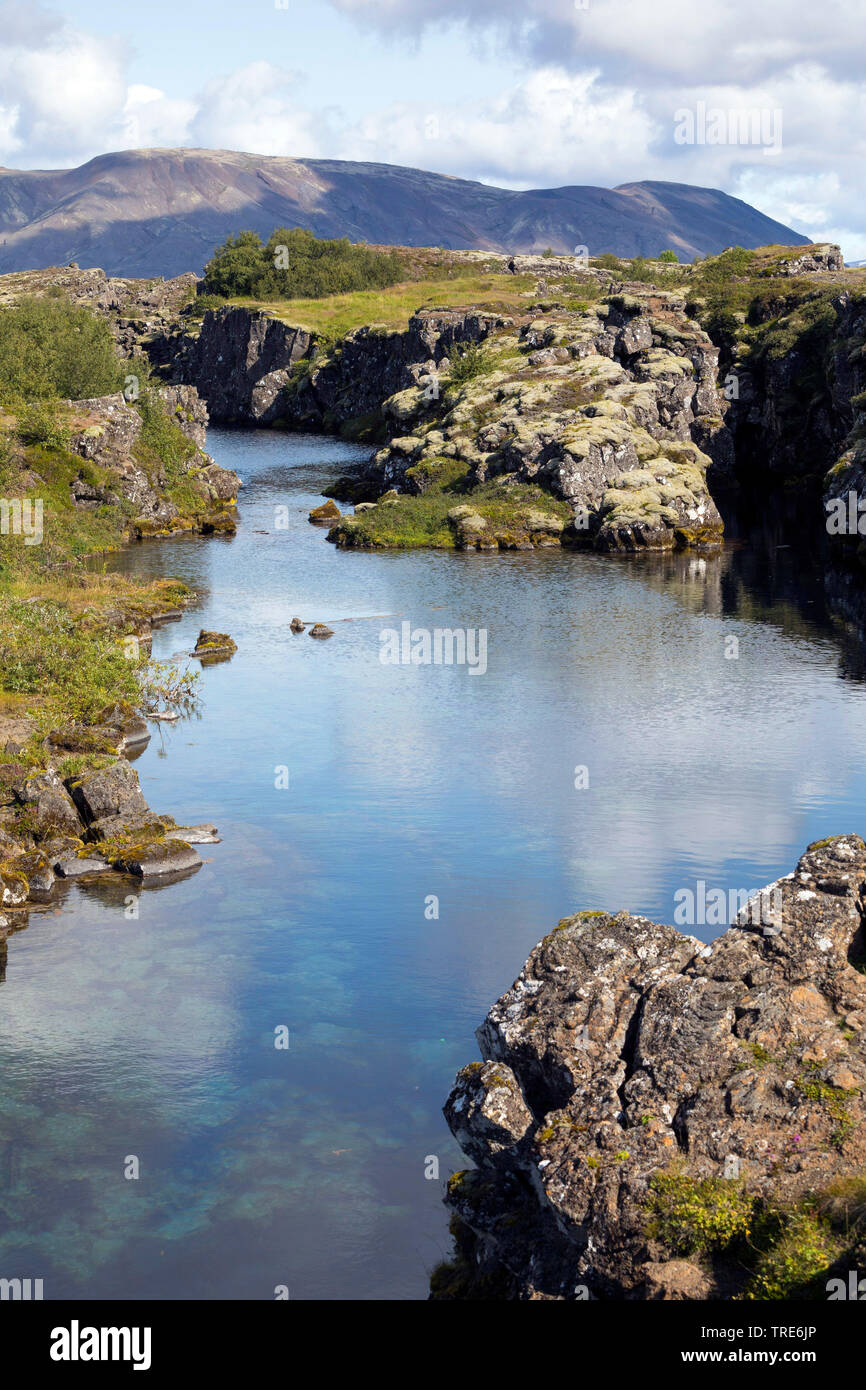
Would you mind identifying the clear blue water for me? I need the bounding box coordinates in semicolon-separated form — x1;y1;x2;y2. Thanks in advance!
2;427;866;1299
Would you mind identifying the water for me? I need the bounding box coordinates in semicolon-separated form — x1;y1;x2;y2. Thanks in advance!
2;427;866;1299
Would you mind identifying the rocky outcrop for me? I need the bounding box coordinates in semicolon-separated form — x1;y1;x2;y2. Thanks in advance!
170;306;314;424
0;264;200;355
775;244;846;276
0;747;207;940
711;284;866;537
191;629;237;661
440;835;866;1300
64;392;240;534
330;294;726;552
157;383;209;449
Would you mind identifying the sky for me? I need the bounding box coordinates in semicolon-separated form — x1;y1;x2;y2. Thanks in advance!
0;0;864;256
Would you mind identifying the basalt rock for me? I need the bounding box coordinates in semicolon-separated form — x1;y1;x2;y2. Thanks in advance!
67;760;150;835
170;306;314;424
721;288;866;530
15;769;82;839
309;499;341;524
360;294;726;552
110;839;202;878
64;392;239;532
441;834;866;1300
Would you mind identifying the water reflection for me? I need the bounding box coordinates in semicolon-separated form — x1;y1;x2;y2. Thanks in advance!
1;429;866;1299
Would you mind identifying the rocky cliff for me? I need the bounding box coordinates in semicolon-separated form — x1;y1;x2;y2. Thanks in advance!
722;288;866;516
284;289;727;553
167;307;314;425
437;835;866;1300
60;389;239;538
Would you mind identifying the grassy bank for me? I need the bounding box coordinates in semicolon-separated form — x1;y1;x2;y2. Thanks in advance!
0;296;203;765
224;271;538;337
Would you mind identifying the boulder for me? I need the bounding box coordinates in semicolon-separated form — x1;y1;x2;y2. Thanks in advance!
67;760;149;834
441;835;866;1299
54;856;112;878
191;629;237;660
0;863;28;906
309;500;341;524
16;770;82;838
14;850;55;899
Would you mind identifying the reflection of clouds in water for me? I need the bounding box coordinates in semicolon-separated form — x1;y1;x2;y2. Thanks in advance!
7;432;866;1298
318;567;866;911
0;876;240;1083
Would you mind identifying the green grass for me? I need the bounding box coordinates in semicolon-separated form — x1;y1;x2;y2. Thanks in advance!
330;466;572;551
0;572;194;751
225;272;536;338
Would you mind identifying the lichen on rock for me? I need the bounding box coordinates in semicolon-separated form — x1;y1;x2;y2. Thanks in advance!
439;835;866;1300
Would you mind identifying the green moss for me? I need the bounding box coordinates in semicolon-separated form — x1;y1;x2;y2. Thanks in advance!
794;1071;859;1151
329;477;571;552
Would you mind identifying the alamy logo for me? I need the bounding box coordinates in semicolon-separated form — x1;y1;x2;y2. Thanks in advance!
674;881;782;930
826;491;866;535
0;498;43;546
673;102;782;156
379;621;487;675
50;1321;152;1372
0;1276;43;1299
826;1270;866;1299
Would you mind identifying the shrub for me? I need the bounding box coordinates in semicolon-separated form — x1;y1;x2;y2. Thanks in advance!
0;598;141;723
17;399;71;450
659;249;679;263
647;1173;754;1254
0;296;124;403
200;227;404;301
133;382;197;482
743;1209;837;1300
187;293;227;318
448;342;491;387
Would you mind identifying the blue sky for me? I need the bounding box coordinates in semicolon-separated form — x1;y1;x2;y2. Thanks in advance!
1;0;864;256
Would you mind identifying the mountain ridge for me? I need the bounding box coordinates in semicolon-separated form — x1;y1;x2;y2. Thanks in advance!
0;147;809;279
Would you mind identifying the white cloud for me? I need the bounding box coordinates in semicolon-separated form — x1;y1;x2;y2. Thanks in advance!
341;67;655;188
188;63;323;158
0;5;128;163
328;0;866;88
0;0;862;256
121;85;197;152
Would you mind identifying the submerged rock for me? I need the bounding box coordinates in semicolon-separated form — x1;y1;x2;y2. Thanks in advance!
111;839;202;878
440;835;866;1300
166;824;220;844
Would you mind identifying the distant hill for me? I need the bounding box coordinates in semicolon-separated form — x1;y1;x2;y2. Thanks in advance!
0;148;809;279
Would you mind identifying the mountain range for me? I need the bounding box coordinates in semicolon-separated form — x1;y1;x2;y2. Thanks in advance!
0;148;809;279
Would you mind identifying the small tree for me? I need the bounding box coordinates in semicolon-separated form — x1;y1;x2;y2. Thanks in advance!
659;249;679;263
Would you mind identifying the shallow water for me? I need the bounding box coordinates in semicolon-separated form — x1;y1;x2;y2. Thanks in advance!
2;427;866;1299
